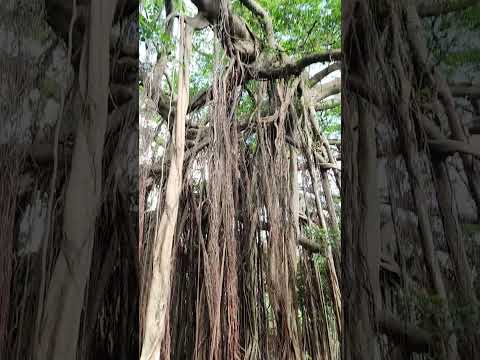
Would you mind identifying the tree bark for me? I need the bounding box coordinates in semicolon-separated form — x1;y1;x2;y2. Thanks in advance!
140;17;192;360
35;2;118;359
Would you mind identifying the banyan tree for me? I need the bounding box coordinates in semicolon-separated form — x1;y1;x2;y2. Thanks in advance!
139;0;342;359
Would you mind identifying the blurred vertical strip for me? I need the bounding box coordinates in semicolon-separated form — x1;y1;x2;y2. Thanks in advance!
342;0;480;358
0;146;22;355
1;0;139;358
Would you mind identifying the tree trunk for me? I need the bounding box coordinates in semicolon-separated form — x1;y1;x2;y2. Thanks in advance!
140;17;192;360
35;2;118;358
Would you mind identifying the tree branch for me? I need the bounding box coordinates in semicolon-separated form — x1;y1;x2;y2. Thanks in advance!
309;61;341;87
157;86;212;129
298;236;323;253
188;86;212;113
252;49;342;80
428;139;480;158
239;0;275;47
312;78;341;102
448;81;480;99
418;0;480;17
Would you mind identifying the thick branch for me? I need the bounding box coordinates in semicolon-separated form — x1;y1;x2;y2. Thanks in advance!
418;0;480;17
298;236;323;253
190;0;258;61
239;0;275;47
313;78;341;102
252;49;342;80
146;83;211;124
188;86;212;113
448;81;480;99
428;139;480;158
309;61;341;87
